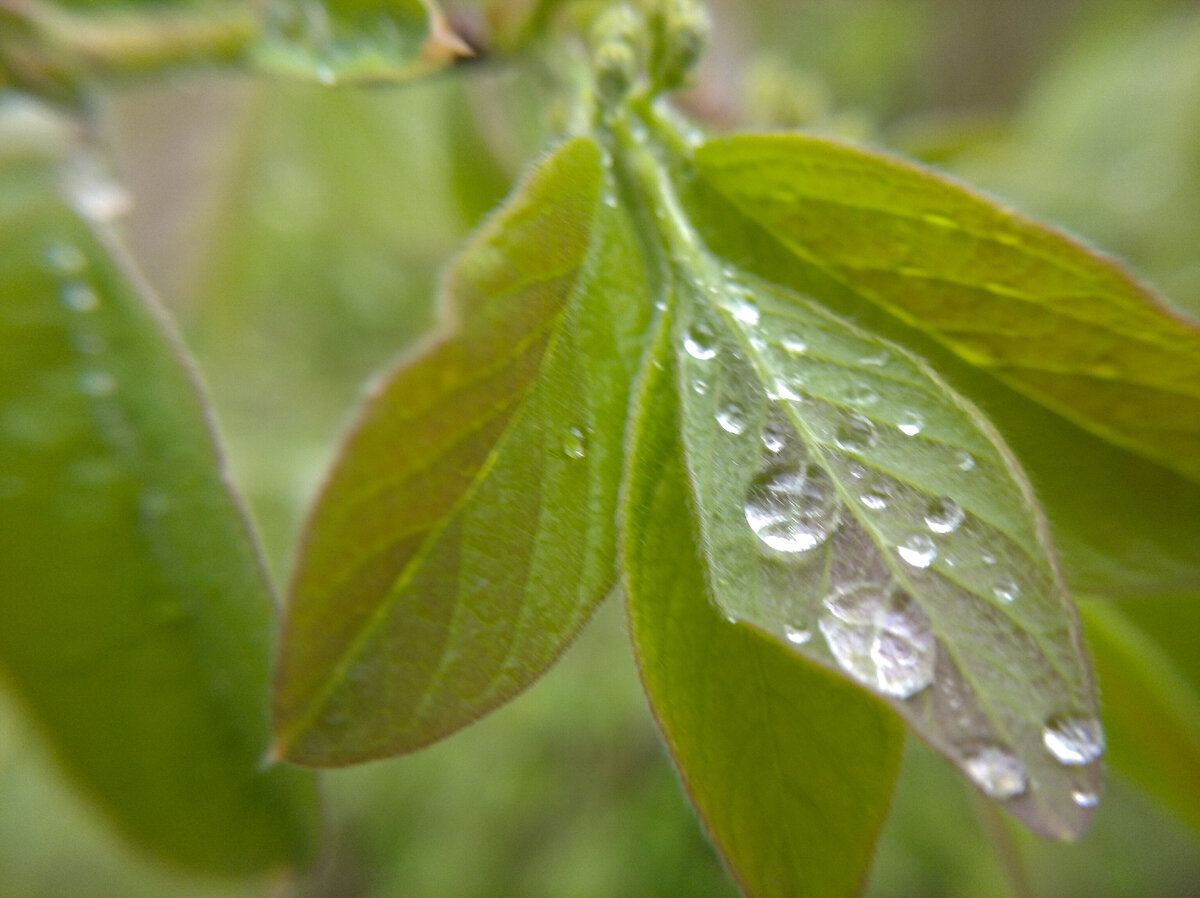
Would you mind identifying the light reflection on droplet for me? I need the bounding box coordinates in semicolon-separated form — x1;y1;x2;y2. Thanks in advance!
744;464;841;555
897;533;937;568
925;497;965;534
1042;714;1105;765
964;746;1027;799
716;404;747;435
897;410;925;436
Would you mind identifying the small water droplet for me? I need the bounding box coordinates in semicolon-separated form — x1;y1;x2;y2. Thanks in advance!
846;461;867;480
925;498;965;534
60;283;99;312
729;292;760;325
847;382;879;406
683;321;719;360
860;350;890;367
956;451;976;472
44;242;85;274
692;378;710;395
761;419;789;454
768;376;803;402
562;426;587;459
897;410;925;436
993;579;1020;603
717;404;747;435
981;552;997;566
781;333;807;354
79;369;116;397
964;746;1027;799
784;625;811;645
1042;714;1105;765
898;533;937;568
820;584;935;698
1071;787;1100;808
836;414;878;453
603;192;619;209
65;155;132;223
744;464;841;555
859;482;890;511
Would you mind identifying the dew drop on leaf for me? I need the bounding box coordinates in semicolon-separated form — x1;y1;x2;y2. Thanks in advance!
924;498;965;534
993;580;1020;603
897;533;937;568
562;426;587;459
964;746;1028;799
818;584;935;698
79;369;116;398
859;350;890;367
716;404;747;435
60;283;99;313
835;414;878;453
1071;788;1100;808
692;378;709;395
955;450;976;472
744;464;841;555
1042;715;1105;765
728;292;760;325
846;382;879;406
897;410;925;436
761;418;789;454
781;333;808;355
683;322;719;360
859;481;891;511
784;625;811;645
44;242;86;275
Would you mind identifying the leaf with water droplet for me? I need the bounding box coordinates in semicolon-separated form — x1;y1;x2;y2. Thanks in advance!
273;138;650;763
674;266;1100;839
692;134;1200;600
0;102;318;874
622;314;904;898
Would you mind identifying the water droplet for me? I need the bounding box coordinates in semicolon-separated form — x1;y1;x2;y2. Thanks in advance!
79;369;116;397
897;410;925;436
1042;715;1105;765
744;464;841;555
860;350;890;367
925;497;965;534
846;461;867;480
819;584;935;698
683;322;718;360
956;451;976;472
784;625;811;645
859;482;890;511
44;242;85;274
562;426;587;459
768;376;803;402
835;414;878;453
1071;788;1100;808
781;333;807;354
761;419;789;454
981;552;997;566
603;192;619;209
692;378;710;395
729;292;760;325
993;580;1020;603
897;533;937;568
65;154;132;223
716;404;747;435
60;283;99;313
964;746;1028;799
847;382;879;406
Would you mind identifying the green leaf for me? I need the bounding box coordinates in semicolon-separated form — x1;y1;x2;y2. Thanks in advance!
695;134;1200;485
1080;598;1200;832
0;99;319;875
253;0;471;85
687;133;1200;600
274;136;651;764
623;308;905;898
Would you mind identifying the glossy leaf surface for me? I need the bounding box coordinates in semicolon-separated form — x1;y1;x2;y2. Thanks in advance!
696;134;1200;485
274;137;650;764
624;310;905;898
0;101;319;875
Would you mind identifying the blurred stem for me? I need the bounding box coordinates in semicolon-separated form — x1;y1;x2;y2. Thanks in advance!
977;795;1036;898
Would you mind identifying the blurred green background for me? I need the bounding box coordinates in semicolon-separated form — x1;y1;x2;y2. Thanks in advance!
3;0;1200;894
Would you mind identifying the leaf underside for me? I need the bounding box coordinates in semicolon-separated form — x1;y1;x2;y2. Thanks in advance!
274;137;651;764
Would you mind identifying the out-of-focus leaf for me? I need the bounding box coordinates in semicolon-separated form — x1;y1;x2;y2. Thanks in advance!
1080;599;1200;832
274;136;651;764
624;308;905;897
0;97;319;875
253;0;471;85
695;135;1200;485
670;260;1100;839
685;134;1200;600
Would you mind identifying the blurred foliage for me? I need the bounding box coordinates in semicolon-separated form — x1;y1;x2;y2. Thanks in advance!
2;0;1199;895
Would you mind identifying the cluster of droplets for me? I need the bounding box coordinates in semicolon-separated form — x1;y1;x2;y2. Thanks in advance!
818;582;937;698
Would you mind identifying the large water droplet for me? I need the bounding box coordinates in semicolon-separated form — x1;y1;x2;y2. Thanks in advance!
925;497;965;534
744;464;841;555
964;746;1028;798
562;426;587;459
1042;714;1105;765
897;410;925;436
60;283;99;313
683;322;718;360
897;533;937;568
716;404;747;435
819;584;935;698
835;414;878;453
